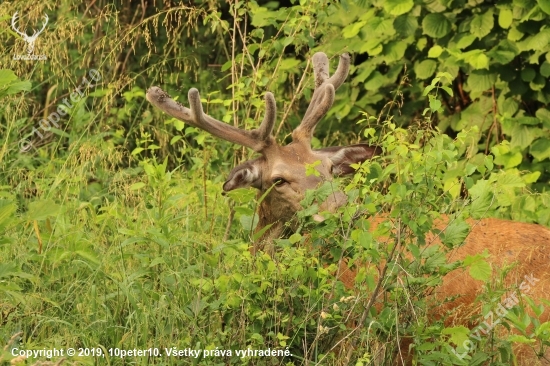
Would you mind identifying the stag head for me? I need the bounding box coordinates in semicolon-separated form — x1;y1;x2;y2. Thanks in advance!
11;12;49;55
146;52;380;244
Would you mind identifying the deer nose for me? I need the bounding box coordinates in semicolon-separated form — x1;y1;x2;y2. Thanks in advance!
313;214;325;222
317;191;348;219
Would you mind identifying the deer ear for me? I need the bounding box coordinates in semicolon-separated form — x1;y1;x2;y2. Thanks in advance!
223;159;263;191
317;144;381;176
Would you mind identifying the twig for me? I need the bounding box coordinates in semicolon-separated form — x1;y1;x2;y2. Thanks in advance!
485;85;500;154
223;204;235;242
341;218;402;364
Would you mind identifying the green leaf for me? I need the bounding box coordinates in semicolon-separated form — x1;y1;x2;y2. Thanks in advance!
470;10;494;39
343;21;366;39
221;60;232;72
289;233;302;244
251;7;277;27
539;0;550;15
498;8;513;29
427;94;442;112
469;178;491;199
535;322;550;337
530;138;550;161
508;335;536;344
239;214;258;231
279;58;301;70
428;45;443;58
0;69;17;86
131;147;144;155
170;136;182;145
3;80;32;96
27;200;61;221
464;254;491;282
527;30;550;50
0;69;32;98
466;52;489;69
494;150;523;168
414;60;437;80
470;192;495;218
383;41;408;63
523;171;541;184
541;61;550;77
521;68;536;82
530;74;546;91
498;97;519;116
422;13;451;38
441;86;453;96
440;219;471;248
0;201;17;230
130;182;146;190
394;15;418;36
467;71;496;92
509;124;536;149
455;34;476;49
487;40;519;64
485;156;494;171
536;108;550;128
517;116;540;125
442;326;471;347
0;263;35;281
366;18;396;37
508;26;524;41
253;223;274;241
417;37;427;51
75;250;100;266
360;38;383;55
168;117;184;131
383;0;414;16
364;71;386;91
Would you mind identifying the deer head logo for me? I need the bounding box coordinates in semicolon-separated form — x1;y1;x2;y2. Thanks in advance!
11;12;48;55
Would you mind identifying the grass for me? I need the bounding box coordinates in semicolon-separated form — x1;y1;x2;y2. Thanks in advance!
2;2;550;365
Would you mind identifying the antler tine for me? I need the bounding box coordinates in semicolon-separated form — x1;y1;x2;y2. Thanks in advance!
11;12;27;38
327;53;351;89
146;86;275;152
312;52;330;88
292;53;350;144
34;14;48;35
257;92;276;140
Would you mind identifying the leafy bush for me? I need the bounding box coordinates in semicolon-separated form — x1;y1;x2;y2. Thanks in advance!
1;0;549;365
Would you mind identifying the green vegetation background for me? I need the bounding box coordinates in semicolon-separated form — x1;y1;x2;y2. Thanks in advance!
1;0;549;365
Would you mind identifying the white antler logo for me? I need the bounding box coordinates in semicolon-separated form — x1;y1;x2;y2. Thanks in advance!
11;12;48;55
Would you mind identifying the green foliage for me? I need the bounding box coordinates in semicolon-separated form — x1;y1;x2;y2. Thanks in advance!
1;0;550;365
320;0;550;192
0;69;31;98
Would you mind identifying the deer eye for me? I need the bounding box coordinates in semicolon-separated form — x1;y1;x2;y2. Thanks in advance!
272;177;287;186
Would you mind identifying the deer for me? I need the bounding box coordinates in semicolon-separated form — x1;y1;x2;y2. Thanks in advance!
11;12;49;55
146;52;550;365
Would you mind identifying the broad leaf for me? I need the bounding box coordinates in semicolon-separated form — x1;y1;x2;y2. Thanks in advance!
440;219;471;248
383;0;414;16
540;0;550;15
414;60;437;79
394;15;418;36
26;200;61;221
422;13;451;38
467;71;496;92
530;138;550;161
498;8;513;29
469;258;492;281
470;10;494;39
